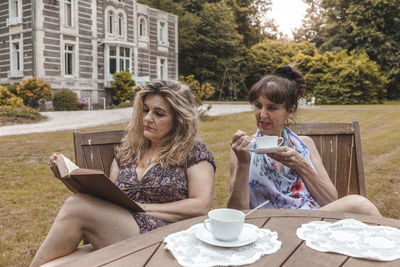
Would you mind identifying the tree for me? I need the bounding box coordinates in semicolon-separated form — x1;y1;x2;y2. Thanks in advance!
244;39;315;89
295;0;400;99
190;1;245;86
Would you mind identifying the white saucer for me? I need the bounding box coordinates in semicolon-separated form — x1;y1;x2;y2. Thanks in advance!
195;223;258;247
249;146;286;154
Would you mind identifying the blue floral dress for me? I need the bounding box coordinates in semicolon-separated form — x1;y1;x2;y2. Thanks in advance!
249;127;320;210
115;141;216;233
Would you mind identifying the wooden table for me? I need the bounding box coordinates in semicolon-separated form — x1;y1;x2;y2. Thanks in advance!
55;210;400;266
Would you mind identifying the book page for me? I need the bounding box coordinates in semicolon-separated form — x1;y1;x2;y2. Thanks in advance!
60;154;79;173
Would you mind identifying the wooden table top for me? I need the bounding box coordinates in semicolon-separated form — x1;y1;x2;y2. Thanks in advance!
56;210;400;267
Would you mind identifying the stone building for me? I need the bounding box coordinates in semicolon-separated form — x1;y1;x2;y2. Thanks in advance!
0;0;178;105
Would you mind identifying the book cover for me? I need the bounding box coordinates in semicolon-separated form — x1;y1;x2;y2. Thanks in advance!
55;153;144;212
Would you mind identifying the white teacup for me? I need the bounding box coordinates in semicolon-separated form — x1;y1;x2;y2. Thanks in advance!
203;208;245;241
255;135;284;149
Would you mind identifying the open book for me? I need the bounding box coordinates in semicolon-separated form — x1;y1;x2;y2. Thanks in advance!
55;153;143;212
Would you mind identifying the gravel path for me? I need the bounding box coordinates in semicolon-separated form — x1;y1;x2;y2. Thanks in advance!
0;104;253;136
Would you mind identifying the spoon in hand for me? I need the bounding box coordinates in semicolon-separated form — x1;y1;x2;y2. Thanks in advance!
245;200;270;217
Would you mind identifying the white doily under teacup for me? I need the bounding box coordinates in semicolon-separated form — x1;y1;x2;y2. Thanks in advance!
296;218;400;261
164;223;281;267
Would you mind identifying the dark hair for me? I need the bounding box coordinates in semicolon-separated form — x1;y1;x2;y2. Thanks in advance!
248;65;306;112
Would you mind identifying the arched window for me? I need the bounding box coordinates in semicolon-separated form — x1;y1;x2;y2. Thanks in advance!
118;13;123;36
139;17;146;37
108;11;114;34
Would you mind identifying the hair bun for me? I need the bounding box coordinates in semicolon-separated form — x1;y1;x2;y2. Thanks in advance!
272;66;296;80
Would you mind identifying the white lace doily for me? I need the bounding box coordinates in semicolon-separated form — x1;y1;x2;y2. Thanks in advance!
164;223;281;267
296;219;400;261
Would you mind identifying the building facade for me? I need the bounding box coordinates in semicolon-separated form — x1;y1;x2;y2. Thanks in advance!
0;0;178;104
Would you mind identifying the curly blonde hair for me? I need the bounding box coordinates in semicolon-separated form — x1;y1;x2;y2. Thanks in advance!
115;80;199;167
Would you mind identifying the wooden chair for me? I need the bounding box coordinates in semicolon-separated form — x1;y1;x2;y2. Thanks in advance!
73;121;366;198
73;130;125;177
289;120;366;198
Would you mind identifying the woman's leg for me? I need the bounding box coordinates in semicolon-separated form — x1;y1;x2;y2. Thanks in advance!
320;194;382;217
30;194;140;267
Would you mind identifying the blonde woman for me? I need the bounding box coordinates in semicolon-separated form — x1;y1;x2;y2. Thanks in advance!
31;80;216;266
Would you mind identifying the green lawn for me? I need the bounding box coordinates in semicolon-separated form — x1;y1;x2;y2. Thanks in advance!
1;103;399;266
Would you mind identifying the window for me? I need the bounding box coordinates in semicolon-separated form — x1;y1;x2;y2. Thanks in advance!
118;13;123;36
64;44;74;76
139;18;146;36
63;0;73;26
158;58;167;80
108;46;130;74
158;21;166;44
119;47;130;71
138;17;148;42
11;0;19;18
11;42;22;74
7;0;22;26
109;46;117;74
108;11;114;34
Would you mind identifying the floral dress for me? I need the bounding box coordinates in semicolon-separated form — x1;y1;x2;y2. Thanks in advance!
249;127;320;210
115;141;216;234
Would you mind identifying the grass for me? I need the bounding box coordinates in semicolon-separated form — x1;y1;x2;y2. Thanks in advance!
1;103;399;266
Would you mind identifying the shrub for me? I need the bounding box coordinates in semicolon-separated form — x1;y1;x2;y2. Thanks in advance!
16;78;52;108
110;71;135;104
294;50;388;104
77;98;88;110
179;75;216;105
6;83;18;95
0;105;44;124
52;89;78;111
0;86;24;107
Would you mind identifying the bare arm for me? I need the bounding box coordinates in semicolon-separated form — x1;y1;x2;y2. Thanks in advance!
267;136;338;206
226;130;252;210
140;160;215;222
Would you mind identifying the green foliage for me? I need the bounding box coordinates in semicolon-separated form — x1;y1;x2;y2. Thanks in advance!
179;75;216;105
110;71;135;105
5;83;18;95
245;39;316;88
193;1;245;84
293;50;388;104
52;89;78;111
296;0;400;99
16;78;52;108
0;105;44;121
0;86;24;107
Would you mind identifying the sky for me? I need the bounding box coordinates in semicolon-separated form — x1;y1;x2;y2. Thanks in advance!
269;0;308;39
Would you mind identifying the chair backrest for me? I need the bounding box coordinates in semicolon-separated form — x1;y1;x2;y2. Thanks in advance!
289;121;366;198
73;121;366;198
73;130;125;177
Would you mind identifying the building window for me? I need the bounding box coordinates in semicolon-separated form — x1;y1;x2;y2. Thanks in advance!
138;17;148;42
10;42;22;75
63;0;73;26
64;44;74;76
118;13;123;36
158;58;167;80
109;46;117;74
158;21;167;44
7;0;22;26
11;0;19;18
108;11;114;34
108;46;130;75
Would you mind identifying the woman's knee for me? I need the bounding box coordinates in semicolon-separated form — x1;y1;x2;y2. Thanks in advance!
58;194;97;221
341;195;381;216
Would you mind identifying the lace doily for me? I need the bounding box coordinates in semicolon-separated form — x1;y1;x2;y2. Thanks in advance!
164;223;281;267
296;219;400;261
